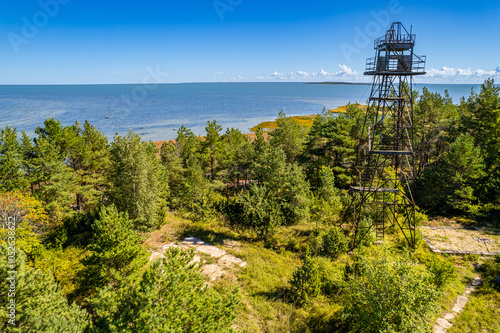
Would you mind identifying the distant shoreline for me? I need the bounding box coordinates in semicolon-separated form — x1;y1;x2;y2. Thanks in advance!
304;82;370;85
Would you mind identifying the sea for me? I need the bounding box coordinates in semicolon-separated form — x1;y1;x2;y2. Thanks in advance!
0;82;485;142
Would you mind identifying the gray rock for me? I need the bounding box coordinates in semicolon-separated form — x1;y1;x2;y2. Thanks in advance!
471;278;482;286
444;312;455;321
456;295;468;307
494;276;500;287
433;324;447;333
436;318;453;329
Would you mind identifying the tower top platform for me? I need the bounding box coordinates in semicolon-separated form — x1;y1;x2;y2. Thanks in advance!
374;22;415;51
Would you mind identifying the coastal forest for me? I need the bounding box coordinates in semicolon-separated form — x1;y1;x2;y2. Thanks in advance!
1;79;500;332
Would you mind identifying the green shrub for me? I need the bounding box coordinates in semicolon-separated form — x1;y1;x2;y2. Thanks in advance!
314;256;346;296
92;247;239;332
321;227;349;259
480;255;500;290
238;185;282;237
0;245;90;332
417;251;457;288
289;251;321;306
343;250;439;333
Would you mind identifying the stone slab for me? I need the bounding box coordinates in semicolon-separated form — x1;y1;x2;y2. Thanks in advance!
436;318;452;329
443;312;455;321
433;324;447;333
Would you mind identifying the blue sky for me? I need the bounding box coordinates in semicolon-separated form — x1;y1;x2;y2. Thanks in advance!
0;0;499;84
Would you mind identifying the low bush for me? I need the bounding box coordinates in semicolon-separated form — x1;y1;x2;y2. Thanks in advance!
321;227;349;259
343;250;439;333
289;251;321;306
480;255;500;290
417;251;457;288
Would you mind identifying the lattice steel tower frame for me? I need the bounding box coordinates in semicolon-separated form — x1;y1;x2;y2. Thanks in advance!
348;22;426;248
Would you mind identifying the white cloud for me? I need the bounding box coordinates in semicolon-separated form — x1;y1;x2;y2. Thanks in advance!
318;68;329;76
271;71;286;79
259;65;362;82
338;64;357;76
424;66;500;83
213;65;500;84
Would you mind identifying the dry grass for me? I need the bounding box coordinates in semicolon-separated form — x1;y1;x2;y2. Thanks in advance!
142;214;190;250
249;115;316;132
328;104;366;114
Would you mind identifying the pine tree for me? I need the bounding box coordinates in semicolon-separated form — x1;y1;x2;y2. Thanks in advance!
269;110;308;163
223;127;253;186
0;126;27;192
64;121;110;212
413;87;457;178
175;125;201;163
260;147;311;226
303;107;358;188
321;226;348;259
289;249;321;306
202;120;225;180
310;166;343;228
160;141;185;209
459;78;500;202
81;205;147;294
0;245;90;332
417;133;485;214
240;147;311;235
108;130;167;230
19;131;36;194
238;184;281;236
31;119;76;221
251;127;270;185
91;247;239;333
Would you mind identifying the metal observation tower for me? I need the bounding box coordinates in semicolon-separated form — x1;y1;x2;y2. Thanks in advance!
348;22;426;248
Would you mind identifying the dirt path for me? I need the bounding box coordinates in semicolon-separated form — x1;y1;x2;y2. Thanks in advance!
433;275;483;333
149;236;247;281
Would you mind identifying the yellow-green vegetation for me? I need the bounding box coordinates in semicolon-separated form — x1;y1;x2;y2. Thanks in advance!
141;211;491;333
1;79;500;331
250;104;368;133
448;256;500;333
33;247;89;297
328;104;366;114
449;291;500;333
250;115;316;132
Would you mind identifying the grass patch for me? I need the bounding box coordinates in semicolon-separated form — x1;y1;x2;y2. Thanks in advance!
249;104;367;132
448;286;500;333
434;255;476;316
250;115;316;132
33;246;89;298
235;244;299;332
328;104;366;114
141;212;498;332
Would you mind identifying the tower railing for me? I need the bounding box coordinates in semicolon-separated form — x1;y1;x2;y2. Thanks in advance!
375;33;416;50
365;54;426;75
